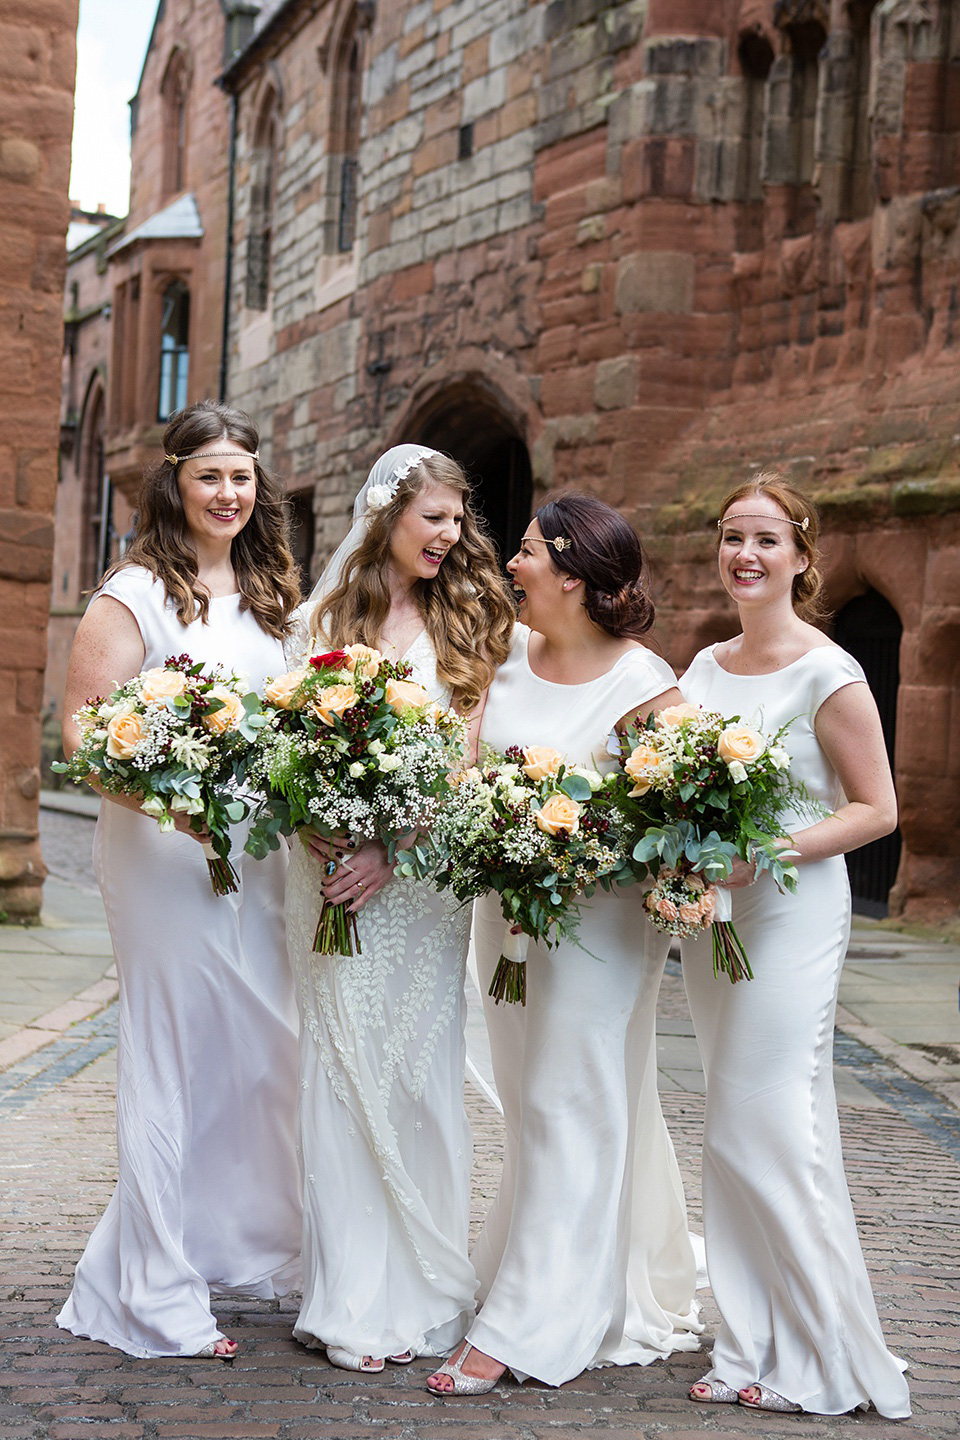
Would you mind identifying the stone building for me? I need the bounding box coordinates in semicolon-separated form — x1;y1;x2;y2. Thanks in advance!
1;0;79;917
51;0;959;923
217;0;959;924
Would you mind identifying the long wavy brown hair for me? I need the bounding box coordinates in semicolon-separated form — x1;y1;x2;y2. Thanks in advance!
718;471;825;622
312;452;515;711
102;400;301;638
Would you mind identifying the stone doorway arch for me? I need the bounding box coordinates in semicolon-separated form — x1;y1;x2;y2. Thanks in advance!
408;386;533;563
833;588;903;916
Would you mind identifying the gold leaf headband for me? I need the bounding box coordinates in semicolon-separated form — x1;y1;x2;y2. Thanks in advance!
718;512;809;532
164;449;260;465
526;535;572;552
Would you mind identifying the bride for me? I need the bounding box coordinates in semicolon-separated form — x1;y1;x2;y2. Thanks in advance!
284;444;514;1371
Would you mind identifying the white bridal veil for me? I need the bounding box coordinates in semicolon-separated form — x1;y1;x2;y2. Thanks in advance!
305;444;441;617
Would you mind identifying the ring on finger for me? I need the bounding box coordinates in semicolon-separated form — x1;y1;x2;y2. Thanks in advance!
356;879;365;894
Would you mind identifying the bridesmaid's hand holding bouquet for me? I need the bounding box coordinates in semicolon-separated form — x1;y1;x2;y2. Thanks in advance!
615;704;810;981
54;656;264;895
397;744;626;1004
243;645;466;955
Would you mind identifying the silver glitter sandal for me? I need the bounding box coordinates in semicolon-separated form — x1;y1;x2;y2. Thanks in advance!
426;1343;502;1396
739;1383;802;1412
690;1377;739;1403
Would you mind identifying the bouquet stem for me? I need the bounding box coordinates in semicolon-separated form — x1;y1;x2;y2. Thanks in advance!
314;897;361;957
201;843;239;897
489;926;529;1006
711;920;753;983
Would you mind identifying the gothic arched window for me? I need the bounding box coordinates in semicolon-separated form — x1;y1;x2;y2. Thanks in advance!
161;50;189;199
246;89;280;309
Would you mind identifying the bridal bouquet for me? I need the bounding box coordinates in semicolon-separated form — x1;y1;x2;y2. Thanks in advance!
396;745;626;1005
243;645;466;955
614;703;805;981
54;656;263;895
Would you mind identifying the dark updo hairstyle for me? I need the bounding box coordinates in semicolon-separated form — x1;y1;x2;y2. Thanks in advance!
718;471;825;622
535;493;655;639
101;399;301;638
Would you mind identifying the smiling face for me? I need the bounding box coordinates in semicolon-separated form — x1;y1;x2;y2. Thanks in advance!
717;494;809;608
176;437;257;549
386;478;463;586
506;519;568;629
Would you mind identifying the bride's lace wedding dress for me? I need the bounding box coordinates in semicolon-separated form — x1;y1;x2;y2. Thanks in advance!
284;620;476;1359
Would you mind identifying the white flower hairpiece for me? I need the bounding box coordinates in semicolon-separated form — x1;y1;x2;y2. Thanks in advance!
363;448;433;516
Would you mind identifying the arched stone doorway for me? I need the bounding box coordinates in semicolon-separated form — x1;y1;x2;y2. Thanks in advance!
410;387;533;562
833;589;903;916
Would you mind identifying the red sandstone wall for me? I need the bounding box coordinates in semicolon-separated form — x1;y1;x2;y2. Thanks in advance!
0;0;79;916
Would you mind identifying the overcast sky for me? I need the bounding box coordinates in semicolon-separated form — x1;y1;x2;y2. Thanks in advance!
69;0;156;216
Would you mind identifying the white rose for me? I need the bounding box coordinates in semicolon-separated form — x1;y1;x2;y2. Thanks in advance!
368;739;385;755
140;796;167;820
728;759;748;784
365;482;396;512
348;761;365;778
768;745;790;771
158;815;176;833
377;753;403;773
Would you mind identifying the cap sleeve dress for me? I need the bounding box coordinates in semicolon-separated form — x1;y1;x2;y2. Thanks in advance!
466;626;703;1385
57;566;301;1358
679;642;910;1417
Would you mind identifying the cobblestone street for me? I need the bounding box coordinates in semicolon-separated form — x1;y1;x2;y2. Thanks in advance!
1;810;958;1439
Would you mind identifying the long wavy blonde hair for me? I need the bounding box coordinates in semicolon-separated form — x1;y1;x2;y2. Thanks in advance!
311;453;515;711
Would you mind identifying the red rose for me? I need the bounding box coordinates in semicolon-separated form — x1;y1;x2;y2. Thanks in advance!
309;650;349;669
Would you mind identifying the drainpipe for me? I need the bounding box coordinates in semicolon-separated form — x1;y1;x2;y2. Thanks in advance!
219;89;239;402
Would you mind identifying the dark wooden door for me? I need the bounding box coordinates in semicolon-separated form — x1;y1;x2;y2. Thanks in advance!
833;590;902;916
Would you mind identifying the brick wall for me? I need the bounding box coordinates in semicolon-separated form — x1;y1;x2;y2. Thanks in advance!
219;0;959;921
0;0;79;917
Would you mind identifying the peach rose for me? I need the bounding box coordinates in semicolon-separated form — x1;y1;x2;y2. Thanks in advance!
700;888;716;921
385;678;430;713
521;745;564;782
203;687;246;734
343;644;382;679
264;668;310;709
624;741;661;797
655;895;679;922
717;724;766;765
105;710;145;759
310;683;359;726
534;792;581;837
678;902;705;927
140;667;187;705
655;702;701;727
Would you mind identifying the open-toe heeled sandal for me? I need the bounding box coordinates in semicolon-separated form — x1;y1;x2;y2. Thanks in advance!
426;1343;502;1396
326;1345;384;1373
738;1383;802;1413
194;1336;238;1361
689;1377;738;1403
386;1349;415;1365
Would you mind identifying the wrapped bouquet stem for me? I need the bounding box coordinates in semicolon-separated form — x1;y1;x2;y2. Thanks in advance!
489;925;530;1006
